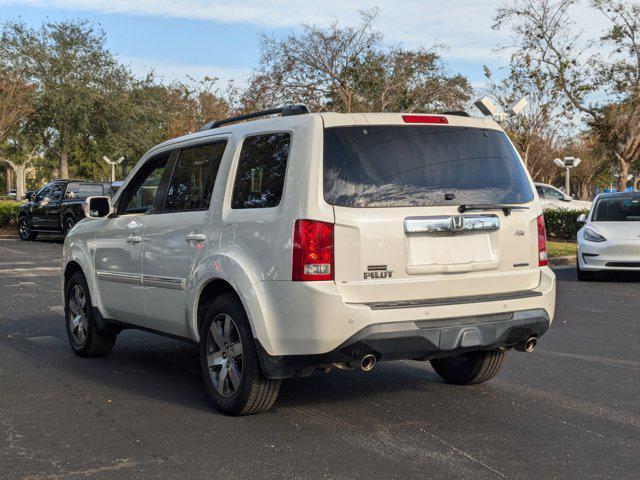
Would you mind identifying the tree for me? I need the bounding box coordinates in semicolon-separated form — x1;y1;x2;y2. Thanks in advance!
0;19;134;179
494;0;640;190
250;10;471;113
345;47;471;112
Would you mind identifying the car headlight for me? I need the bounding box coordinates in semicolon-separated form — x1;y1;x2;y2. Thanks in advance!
583;227;606;242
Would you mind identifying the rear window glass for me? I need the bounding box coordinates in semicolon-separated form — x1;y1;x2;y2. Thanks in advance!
592;196;640;221
232;133;290;209
323;126;533;208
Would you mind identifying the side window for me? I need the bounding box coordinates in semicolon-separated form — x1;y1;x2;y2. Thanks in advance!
65;182;80;199
50;183;66;202
164;141;227;212
231;133;291;209
37;186;51;202
535;186;545;198
545;187;564;200
120;154;170;214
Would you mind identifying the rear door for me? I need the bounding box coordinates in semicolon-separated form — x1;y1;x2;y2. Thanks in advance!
323;123;541;304
141;139;227;337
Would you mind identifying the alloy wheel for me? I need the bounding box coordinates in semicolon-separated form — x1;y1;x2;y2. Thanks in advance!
68;284;89;346
206;314;243;398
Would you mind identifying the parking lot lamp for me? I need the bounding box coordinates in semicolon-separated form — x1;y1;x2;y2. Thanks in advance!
102;156;124;182
553;157;581;196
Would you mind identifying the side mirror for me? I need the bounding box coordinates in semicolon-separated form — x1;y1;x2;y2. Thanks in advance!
577;213;587;223
563;195;572;202
25;191;33;201
84;196;113;218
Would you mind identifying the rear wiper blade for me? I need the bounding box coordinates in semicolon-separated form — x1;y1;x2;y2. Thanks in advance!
457;203;529;216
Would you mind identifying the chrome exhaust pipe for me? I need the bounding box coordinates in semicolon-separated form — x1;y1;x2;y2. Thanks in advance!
360;354;377;372
516;336;537;352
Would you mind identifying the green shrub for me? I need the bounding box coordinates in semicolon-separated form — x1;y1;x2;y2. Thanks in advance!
543;207;588;241
0;200;20;227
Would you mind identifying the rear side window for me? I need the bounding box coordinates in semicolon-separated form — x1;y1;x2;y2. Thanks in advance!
323;126;534;208
165;141;227;212
65;182;109;198
231;133;290;209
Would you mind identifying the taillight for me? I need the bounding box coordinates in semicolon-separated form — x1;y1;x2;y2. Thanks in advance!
402;115;449;124
292;220;334;281
537;215;548;267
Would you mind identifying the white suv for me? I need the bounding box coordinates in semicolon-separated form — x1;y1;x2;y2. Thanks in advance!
62;107;556;415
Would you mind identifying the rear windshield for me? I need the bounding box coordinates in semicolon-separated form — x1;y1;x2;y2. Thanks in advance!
323;126;534;208
592;196;640;221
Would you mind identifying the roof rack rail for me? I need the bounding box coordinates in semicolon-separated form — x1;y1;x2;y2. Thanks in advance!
442;110;471;117
199;104;310;131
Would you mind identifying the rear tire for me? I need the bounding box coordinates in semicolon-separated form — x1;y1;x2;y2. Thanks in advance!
18;216;37;241
199;293;281;415
430;350;505;385
576;259;596;281
65;271;118;357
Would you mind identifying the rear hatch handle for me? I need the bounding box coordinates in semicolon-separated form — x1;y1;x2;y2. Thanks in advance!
457;204;529;216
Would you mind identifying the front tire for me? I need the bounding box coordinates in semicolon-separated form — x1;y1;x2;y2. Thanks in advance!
199;293;281;415
63;215;76;234
65;271;118;357
430;350;505;385
18;216;37;241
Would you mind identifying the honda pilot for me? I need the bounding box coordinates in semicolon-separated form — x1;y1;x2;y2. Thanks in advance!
62;107;556;415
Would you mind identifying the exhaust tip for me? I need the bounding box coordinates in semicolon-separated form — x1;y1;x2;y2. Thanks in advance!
524;337;537;352
360;354;377;372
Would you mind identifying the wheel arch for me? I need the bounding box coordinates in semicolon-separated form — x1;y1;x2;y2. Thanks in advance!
195;278;238;336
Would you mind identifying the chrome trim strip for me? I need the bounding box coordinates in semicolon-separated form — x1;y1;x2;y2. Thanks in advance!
360;290;543;311
96;271;142;285
141;275;185;290
404;215;500;234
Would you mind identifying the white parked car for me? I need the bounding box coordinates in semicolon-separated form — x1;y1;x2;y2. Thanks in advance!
577;192;640;280
62;107;556;415
535;182;591;211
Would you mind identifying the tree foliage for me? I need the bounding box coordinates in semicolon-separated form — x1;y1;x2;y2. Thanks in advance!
494;0;640;189
251;10;471;113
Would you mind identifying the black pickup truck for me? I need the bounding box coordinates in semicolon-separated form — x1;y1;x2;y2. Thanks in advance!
17;179;111;240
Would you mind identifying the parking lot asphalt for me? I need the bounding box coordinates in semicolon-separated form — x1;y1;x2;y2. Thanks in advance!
0;236;639;480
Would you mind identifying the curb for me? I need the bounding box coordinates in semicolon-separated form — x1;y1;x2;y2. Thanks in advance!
549;255;576;269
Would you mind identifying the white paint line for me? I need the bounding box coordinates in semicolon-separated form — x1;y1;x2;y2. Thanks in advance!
539;349;640;369
49;305;64;316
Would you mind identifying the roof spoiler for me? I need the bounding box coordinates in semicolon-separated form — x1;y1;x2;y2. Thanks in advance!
199;105;310;131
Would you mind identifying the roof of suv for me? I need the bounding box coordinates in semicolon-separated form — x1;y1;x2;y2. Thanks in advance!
147;111;503;157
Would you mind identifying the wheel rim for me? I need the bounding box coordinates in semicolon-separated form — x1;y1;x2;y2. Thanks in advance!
67;284;89;346
206;314;243;398
19;218;30;238
65;218;74;231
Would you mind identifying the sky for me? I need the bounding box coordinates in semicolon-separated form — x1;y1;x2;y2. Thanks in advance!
0;0;608;93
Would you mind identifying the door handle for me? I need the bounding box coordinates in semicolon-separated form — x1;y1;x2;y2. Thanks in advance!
185;233;206;243
126;236;142;244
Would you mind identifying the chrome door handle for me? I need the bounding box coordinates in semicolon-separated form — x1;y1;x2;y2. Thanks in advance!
126;236;142;244
185;233;206;243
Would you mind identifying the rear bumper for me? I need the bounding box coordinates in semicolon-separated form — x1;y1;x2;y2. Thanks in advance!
246;267;555;357
257;309;550;379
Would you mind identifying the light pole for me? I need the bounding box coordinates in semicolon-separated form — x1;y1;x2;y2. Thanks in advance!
553;157;581;196
102;156;124;183
474;96;528;123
